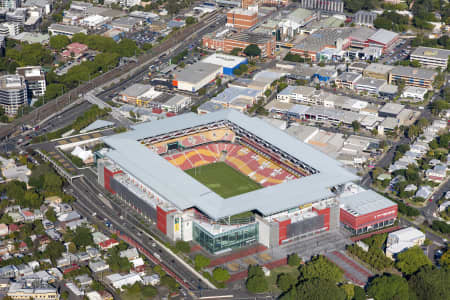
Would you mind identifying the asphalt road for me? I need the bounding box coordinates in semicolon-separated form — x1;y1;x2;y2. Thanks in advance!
68;172;210;292
0;10;222;140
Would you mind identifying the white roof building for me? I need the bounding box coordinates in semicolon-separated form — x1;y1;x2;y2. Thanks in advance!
106;273;142;290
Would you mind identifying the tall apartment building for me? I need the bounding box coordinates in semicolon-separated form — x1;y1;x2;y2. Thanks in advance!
241;0;255;8
226;6;258;30
0;22;20;36
0;0;21;10
16;66;46;99
300;0;343;13
0;75;27;116
410;46;450;69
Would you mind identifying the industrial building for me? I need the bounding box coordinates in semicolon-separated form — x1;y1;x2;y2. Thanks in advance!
201;53;248;76
96;110;397;254
410;46;450;69
202;31;276;58
48;23;87;37
300;0;344;13
172;62;222;92
290;27;398;62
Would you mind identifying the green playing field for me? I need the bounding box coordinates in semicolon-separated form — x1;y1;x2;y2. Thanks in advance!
185;162;262;198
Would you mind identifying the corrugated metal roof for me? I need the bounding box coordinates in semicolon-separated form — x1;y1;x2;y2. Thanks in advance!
102;110;358;219
339;190;396;216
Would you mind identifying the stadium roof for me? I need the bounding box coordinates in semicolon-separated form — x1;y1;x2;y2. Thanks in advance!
102;110;358;220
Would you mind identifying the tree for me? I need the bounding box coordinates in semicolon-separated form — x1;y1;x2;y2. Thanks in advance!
230;48;242;56
185;16;197;25
246;274;268;293
264;89;271;97
212;267;230;283
408;266;450;300
68;242;77;253
353;286;366;300
61;291;69;300
367;274;410;300
287;253;301;266
43;173;62;194
277;273;295;292
49;35;70;50
395;246;432;275
440;249;450;267
244;44;261;57
72;226;94;249
44;241;65;262
194;254;210;270
175;240;190;253
299;255;343;283
289;278;346;300
45;208;57;223
352;120;361;132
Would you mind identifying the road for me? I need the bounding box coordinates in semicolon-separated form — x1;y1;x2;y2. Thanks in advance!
0;10;223;140
68;172;211;292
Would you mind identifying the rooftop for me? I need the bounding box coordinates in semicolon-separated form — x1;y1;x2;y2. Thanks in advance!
337;72;361;82
226;31;274;44
48;24;86;34
212;86;260;104
201;53;247;69
364;63;394;74
368;29;398;45
391;66;437;80
102;110;358;220
198;101;223;113
411;46;450;60
339;190;396;216
120;83;152;98
355;77;386;89
379;102;404;115
173;62;222;83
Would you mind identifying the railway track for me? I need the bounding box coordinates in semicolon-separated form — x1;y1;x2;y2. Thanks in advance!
0;11;221;139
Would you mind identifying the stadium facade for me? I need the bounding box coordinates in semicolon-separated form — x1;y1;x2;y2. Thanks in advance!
97;110;397;254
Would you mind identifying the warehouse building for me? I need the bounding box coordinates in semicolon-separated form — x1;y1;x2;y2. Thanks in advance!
201;53;248;76
172;62;222;92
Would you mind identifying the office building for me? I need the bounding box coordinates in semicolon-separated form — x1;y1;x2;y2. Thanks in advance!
226;7;258;30
410;46;450;69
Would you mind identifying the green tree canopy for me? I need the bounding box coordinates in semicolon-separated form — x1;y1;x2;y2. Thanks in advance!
194;254;210;270
299;255;343;283
281;278;346;300
72;226;94;249
367;274;410;300
408;266;450;300
212;267;230;283
246;265;268;293
395;246;432;275
287;253;301;266
277;273;295;292
244;44;261;57
49;35;70;50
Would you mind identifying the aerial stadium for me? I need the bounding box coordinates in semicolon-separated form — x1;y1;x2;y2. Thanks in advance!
96;110;397;254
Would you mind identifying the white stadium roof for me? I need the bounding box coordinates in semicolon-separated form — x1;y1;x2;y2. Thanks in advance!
102;110;358;220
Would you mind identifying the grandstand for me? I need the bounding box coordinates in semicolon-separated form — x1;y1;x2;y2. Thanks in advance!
97;110;373;254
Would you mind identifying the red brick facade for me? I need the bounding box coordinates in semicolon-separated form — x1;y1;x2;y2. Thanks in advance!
202;35;276;58
227;10;258;30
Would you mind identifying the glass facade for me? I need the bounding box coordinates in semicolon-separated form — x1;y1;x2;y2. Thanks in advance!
193;222;258;254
